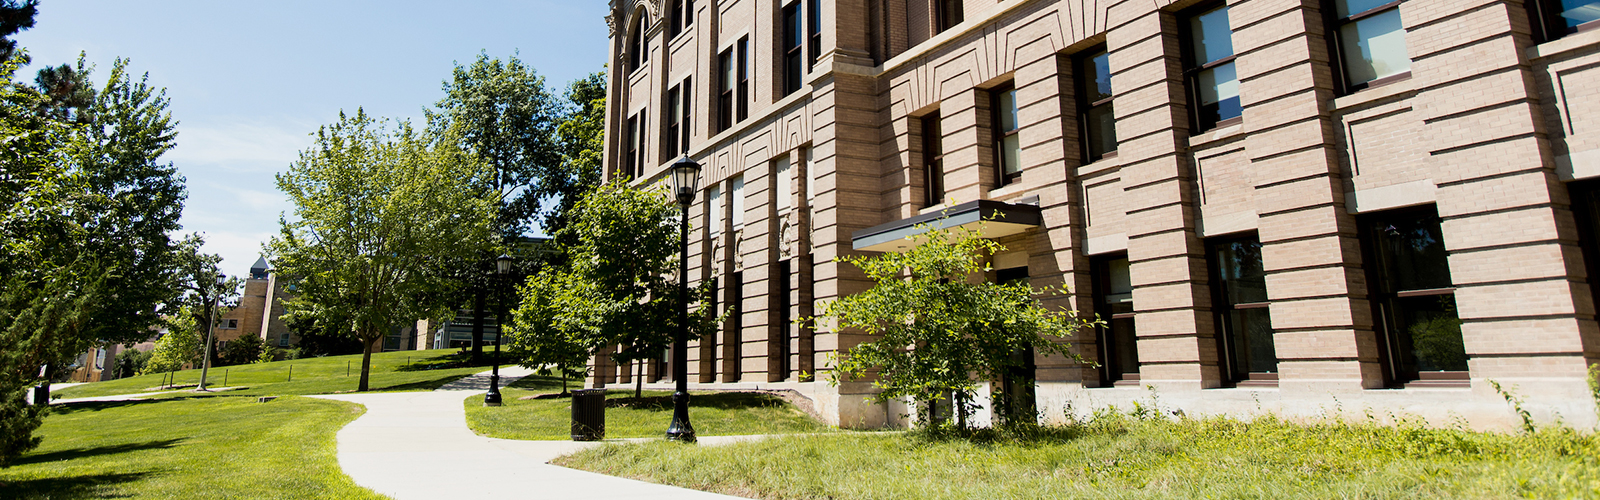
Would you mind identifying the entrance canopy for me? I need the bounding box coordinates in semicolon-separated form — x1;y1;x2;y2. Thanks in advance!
851;199;1043;253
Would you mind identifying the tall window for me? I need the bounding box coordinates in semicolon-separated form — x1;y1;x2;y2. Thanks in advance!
937;0;964;33
665;86;681;159
1209;235;1276;385
783;2;805;96
995;266;1036;423
1529;0;1600;42
1093;255;1138;386
629;19;643;73
922;112;945;206
737;37;750;122
1360;206;1466;386
1184;3;1241;131
708;184;723;235
808;0;823;69
777;259;793;379
680;77;692;154
1077;47;1117;162
1329;0;1411;92
669;0;694;38
718;48;734;132
625;112;646;178
731;175;746;229
991;85;1021;186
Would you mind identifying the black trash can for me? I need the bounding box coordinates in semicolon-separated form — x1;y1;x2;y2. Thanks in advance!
32;382;49;406
571;389;606;441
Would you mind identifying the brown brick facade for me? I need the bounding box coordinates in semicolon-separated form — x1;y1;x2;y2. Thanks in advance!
600;0;1600;430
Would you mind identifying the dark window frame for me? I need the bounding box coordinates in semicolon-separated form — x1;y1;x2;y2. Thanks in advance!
937;0;965;34
1358;204;1468;388
994;266;1036;424
669;0;684;38
1180;2;1242;133
625;114;639;179
921;112;945;207
738;37;751;122
681;77;693;154
628;18;644;73
808;0;823;70
990;84;1022;187
665;85;681;160
1076;45;1117;162
783;2;805;96
1091;254;1139;387
1323;0;1411;94
718;49;734;132
1206;233;1278;386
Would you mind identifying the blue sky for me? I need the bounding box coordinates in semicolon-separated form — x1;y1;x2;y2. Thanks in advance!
13;1;611;277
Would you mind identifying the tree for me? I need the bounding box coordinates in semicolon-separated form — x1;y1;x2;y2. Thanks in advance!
34;54;96;124
143;307;201;375
506;180;719;398
110;348;150;380
542;70;607;262
219;334;264;367
821;223;1097;428
0;0;37;63
267;110;497;391
162;234;241;367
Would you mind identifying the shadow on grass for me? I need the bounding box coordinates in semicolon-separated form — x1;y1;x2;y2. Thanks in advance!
13;440;185;467
50;400;162;415
506;375;564;391
0;471;150;499
377;373;491;392
392;352;511;372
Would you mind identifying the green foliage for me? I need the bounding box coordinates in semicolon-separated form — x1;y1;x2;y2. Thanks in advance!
143;308;200;375
267;110;497;391
821;223;1097;426
109;348;150;380
1490;379;1537;434
0;0;37;63
505;180;719;382
559;409;1600;500
218;334;263;367
0;388;42;469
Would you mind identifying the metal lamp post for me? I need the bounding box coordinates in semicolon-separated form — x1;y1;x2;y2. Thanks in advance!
666;155;702;443
485;253;514;406
198;273;226;391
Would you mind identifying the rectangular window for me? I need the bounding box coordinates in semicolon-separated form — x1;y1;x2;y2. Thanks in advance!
1208;235;1277;385
666;86;681;159
922;112;945;207
625;114;640;178
1330;0;1411;92
684;0;693;27
718;49;734;132
669;0;686;38
1184;3;1241;131
937;0;964;33
808;0;822;69
991;86;1021;186
782;2;805;96
738;37;750;122
731;175;745;228
708;184;723;235
776;155;793;213
629;20;643;73
1529;0;1600;42
1360;206;1466;387
279;332;291;347
1093;255;1138;386
995;266;1036;424
1077;46;1117;162
680;77;692;153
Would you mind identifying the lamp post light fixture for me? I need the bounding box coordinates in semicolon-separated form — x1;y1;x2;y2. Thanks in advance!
667;155;702;443
198;273;227;392
485;253;514;407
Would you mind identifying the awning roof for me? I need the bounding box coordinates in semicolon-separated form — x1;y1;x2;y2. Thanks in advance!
851;199;1043;253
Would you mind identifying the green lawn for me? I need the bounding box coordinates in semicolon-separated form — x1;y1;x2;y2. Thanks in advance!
556;412;1600;499
0;395;384;499
466;377;830;440
55;349;491;399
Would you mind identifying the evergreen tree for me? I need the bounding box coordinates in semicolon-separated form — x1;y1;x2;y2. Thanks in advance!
0;0;37;63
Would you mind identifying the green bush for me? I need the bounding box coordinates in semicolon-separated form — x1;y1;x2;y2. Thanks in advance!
218;335;263;366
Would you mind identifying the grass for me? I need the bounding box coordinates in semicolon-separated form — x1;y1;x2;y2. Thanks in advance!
55;348;493;400
556;411;1600;499
0;395;384;499
465;376;831;440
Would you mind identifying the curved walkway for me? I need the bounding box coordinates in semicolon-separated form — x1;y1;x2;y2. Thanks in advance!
312;368;747;500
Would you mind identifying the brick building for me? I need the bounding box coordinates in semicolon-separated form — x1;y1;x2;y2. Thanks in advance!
599;0;1600;430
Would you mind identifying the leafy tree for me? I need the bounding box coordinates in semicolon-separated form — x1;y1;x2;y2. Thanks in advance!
110;348;150;380
821;224;1097;429
267;110;497;391
34;54;96;124
285;315;363;357
163;234;241;366
219;334;264;367
542;70;607;261
0;0;36;63
506;181;719;398
143;307;201;375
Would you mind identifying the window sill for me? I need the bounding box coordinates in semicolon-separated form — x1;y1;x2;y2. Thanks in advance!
1188;120;1246;149
1528;24;1600;62
1330;74;1416;112
1078;151;1124;177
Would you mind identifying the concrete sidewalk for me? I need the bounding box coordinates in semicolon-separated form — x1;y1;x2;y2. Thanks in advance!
312;368;748;500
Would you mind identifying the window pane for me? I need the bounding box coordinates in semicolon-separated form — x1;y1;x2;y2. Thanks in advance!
1215;239;1267;304
731;176;745;227
1396;294;1467;372
998;89;1019;131
1198;62;1242;123
1084;50;1112;102
722;53;735;90
1107;257;1132;299
1370;211;1452;292
1335;0;1395;18
1228;308;1278;373
1001;134;1021;175
1110;317;1139;375
1086;103;1117;159
1560;0;1600;29
1339;8;1411;85
1189;5;1234;65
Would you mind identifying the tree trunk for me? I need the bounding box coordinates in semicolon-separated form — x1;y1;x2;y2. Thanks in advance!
635;359;643;399
561;366;568;395
358;335;375;392
470;289;485;363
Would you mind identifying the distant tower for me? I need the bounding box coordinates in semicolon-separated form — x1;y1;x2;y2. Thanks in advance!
249;256;271;280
